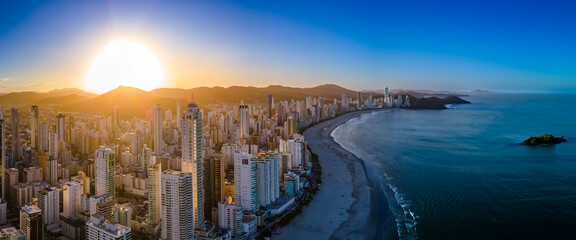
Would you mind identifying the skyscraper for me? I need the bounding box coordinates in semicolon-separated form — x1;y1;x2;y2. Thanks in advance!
30;106;39;150
266;94;273;120
142;144;151;170
217;201;243;237
62;181;82;218
20;204;44;240
39;120;49;152
37;187;59;225
161;170;194;240
153;104;163;155
113;106;120;128
147;155;161;227
276;102;284;126
56;113;65;142
176;101;181;129
46;158;57;187
181;101;204;227
0;109;5;201
95;146;115;198
385;87;389;107
113;204;132;228
257;155;280;206
203;154;224;222
11;108;20;162
239;105;249;140
234;150;258;211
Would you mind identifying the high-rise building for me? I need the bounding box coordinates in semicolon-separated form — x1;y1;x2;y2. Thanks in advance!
62;181;82;218
176;102;181;129
153;104;163;155
37;187;60;225
46;158;58;187
203;154;224;222
11;108;20;162
20;204;44;240
141;144;151;170
39;120;49;152
181;101;204;227
95;146;115;198
257;155;280;206
0;109;5;201
86;212;132;240
239;105;249;140
342;94;349;112
30;106;39;150
161;170;194;240
4;168;18;205
89;194;115;220
146;156;161;227
217;201;243;237
56;113;65;142
0;198;6;225
287;114;296;136
385;87;389;107
114;204;132;228
266;94;273;120
234;151;258;211
276;102;284;126
357;92;362;109
23;166;42;183
113;106;120;129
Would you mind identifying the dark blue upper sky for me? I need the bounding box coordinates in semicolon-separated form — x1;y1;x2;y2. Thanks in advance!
0;0;574;92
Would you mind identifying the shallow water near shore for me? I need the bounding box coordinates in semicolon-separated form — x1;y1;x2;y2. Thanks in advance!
332;93;576;240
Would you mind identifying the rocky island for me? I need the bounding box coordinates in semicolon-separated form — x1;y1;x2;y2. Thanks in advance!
521;134;567;145
400;94;471;109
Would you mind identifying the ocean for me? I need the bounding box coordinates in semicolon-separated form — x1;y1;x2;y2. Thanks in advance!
331;93;576;240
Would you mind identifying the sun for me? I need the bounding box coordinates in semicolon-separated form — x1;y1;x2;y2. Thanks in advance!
85;39;164;93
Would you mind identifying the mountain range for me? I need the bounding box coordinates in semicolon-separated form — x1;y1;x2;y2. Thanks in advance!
0;84;381;118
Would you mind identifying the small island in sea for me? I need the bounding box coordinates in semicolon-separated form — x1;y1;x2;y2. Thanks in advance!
402;94;471;109
521;134;567;145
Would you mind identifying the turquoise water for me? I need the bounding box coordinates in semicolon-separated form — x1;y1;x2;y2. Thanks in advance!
332;94;576;240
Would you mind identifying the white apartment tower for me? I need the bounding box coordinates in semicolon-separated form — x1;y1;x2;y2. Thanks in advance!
153;104;164;155
0;109;5;201
56;113;65;142
217;201;243;237
257;155;280;206
147;156;161;226
234;150;258;211
181;101;204;227
161;170;195;240
239;105;249;139
37;187;60;225
62;181;82;218
30;106;39;150
176;101;181;129
95;146;116;198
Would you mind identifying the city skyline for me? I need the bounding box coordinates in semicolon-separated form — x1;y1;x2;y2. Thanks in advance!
1;0;575;93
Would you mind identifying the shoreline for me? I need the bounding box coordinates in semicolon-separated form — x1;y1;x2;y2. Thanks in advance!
274;109;397;240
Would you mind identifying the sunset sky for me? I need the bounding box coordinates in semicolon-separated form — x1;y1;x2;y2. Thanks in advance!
0;0;575;93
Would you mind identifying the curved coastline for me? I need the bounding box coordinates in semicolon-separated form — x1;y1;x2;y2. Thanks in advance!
274;109;397;240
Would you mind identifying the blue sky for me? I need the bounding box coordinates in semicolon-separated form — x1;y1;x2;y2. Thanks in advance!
0;0;574;93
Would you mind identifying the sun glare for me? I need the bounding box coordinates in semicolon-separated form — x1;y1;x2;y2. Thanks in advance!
85;39;164;93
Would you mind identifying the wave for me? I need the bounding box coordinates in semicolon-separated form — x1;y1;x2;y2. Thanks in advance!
332;110;419;240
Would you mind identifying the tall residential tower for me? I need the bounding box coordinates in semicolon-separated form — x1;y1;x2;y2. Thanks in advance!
181;101;204;227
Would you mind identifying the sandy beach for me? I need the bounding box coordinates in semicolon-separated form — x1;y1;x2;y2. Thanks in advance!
274;110;397;240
